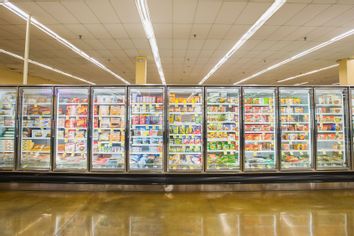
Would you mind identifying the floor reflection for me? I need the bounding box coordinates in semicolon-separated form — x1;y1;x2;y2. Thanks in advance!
0;190;353;236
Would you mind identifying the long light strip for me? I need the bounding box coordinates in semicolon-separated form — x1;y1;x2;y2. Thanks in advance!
0;48;95;85
294;81;309;86
277;64;338;83
198;0;286;85
1;1;130;85
235;29;354;85
135;0;166;85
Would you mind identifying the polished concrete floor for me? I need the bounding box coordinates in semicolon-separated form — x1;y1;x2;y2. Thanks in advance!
0;190;354;236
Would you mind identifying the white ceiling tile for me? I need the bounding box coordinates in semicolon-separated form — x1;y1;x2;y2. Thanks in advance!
37;1;79;24
154;24;172;38
110;0;141;24
173;24;192;39
61;1;100;24
85;0;120;23
173;39;188;50
104;24;129;39
123;24;145;38
173;0;198;24
214;1;247;24
224;25;251;40
158;39;173;50
85;24;112;39
117;39;136;49
208;24;231;39
306;5;354;27
285;4;331;26
194;1;222;24
188;39;205;50
202;39;221;50
149;0;173;23
64;24;95;39
190;24;212;40
266;3;307;26
235;2;272;25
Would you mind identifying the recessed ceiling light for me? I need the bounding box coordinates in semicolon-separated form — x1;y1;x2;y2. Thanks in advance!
277;64;338;83
135;0;166;85
1;2;129;85
0;48;95;85
198;0;286;85
234;28;354;85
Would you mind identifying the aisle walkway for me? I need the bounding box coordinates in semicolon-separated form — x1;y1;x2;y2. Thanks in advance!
0;190;353;236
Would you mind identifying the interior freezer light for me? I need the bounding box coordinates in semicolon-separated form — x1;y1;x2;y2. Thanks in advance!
0;48;95;85
277;64;338;83
198;0;286;85
234;29;354;85
135;0;166;85
1;1;130;85
294;81;309;86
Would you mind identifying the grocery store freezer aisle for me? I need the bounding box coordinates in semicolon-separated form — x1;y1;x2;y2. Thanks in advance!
1;190;354;236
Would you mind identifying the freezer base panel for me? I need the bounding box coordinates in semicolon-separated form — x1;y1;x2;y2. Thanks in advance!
1;172;354;185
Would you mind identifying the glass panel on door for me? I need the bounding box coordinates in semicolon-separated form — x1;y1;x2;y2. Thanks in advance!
128;87;164;171
20;87;53;169
91;88;126;171
315;88;348;169
168;87;203;171
0;88;17;169
243;88;276;170
55;88;89;170
206;87;240;171
279;88;312;169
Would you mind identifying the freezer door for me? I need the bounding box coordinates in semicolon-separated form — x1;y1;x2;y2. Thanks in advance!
167;87;203;171
206;87;240;171
128;87;164;171
0;88;17;169
91;87;126;171
315;88;348;169
279;88;313;170
55;87;89;170
19;87;53;170
243;87;277;170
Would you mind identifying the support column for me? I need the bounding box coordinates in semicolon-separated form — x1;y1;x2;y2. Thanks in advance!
23;15;31;85
338;58;354;85
135;56;147;85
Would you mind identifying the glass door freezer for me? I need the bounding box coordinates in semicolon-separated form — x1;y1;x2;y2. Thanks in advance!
205;87;240;171
0;88;17;169
91;87;126;171
128;87;164;171
167;87;203;171
19;87;53;170
243;87;277;170
55;87;89;170
315;88;349;169
279;88;313;170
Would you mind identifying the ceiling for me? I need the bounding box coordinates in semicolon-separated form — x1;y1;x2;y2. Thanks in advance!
1;0;354;85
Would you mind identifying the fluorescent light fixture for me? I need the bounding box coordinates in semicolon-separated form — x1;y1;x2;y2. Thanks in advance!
0;48;95;85
235;29;354;85
135;0;166;85
1;1;129;85
198;0;286;85
294;81;309;86
277;64;338;83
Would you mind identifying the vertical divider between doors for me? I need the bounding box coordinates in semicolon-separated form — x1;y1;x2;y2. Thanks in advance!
50;86;55;172
52;87;58;171
14;86;20;171
164;86;168;173
202;86;206;173
87;86;93;172
240;87;244;172
312;88;318;170
349;87;354;170
125;86;129;173
345;87;352;170
275;88;281;171
310;88;316;171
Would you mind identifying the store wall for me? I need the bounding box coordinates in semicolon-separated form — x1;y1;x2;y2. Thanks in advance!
0;66;57;85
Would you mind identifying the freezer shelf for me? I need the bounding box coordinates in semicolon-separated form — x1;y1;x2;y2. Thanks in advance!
243;88;276;170
168;87;203;171
206;87;240;171
128;88;164;171
91;88;126;171
279;88;312;169
55;88;89;170
0;88;17;169
20;88;52;170
315;88;347;169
